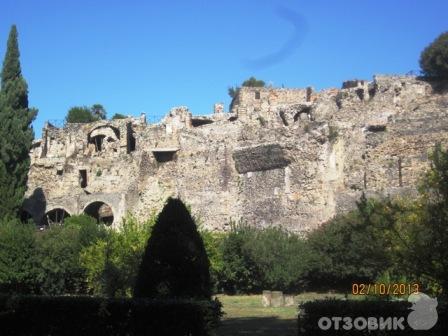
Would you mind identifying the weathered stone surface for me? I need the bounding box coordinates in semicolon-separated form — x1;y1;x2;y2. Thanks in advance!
23;76;448;233
262;290;272;307
270;291;284;307
232;144;290;174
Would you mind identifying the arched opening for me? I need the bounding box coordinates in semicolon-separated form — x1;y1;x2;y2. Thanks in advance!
84;201;114;225
42;208;71;227
88;126;120;152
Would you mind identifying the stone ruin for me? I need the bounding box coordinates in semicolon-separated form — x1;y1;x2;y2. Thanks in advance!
22;75;448;233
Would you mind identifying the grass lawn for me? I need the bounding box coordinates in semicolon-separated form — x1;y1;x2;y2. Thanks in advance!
215;292;347;336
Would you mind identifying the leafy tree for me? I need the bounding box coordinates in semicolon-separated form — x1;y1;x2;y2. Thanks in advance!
218;224;310;293
111;113;127;120
65;106;98;123
0;218;39;294
306;195;395;290
242;76;265;87
80;214;156;297
0;25;37;218
420;31;448;79
218;225;262;293
91;103;106;120
398;143;448;296
35;215;105;295
133;198;211;299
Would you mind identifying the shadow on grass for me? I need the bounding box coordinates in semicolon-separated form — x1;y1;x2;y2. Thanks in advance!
216;316;296;336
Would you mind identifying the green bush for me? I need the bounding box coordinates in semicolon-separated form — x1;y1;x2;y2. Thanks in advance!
218;224;309;294
305;196;397;290
35;215;106;295
111;113;127;120
0;295;222;336
0;219;39;294
420;31;448;79
80;214;156;297
65;106;98;123
199;229;225;293
134;198;212;299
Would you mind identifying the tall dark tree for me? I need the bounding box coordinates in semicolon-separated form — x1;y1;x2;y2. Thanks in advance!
134;198;211;299
0;25;37;219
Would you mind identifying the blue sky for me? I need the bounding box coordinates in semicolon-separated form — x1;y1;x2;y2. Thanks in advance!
0;0;447;138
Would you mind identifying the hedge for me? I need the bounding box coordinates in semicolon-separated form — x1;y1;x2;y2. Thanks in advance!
0;295;222;335
298;299;446;335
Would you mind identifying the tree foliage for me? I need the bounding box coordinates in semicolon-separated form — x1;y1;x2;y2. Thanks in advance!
241;76;266;87
35;215;106;295
133;198;211;299
111;113;127;120
65;106;98;123
0;25;37;219
420;31;448;79
91;103;106;120
65;104;107;123
0;218;39;294
306;196;397;290
80;214;156;297
218;224;309;293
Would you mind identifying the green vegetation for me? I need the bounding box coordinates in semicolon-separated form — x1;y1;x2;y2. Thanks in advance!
420;31;448;79
242;76;266;88
80;214;156;297
91;103;106;120
65;104;107;123
134;198;212;299
111;113;127;119
0;295;222;335
0;218;39;294
217;225;309;294
0;25;37;219
65;105;101;123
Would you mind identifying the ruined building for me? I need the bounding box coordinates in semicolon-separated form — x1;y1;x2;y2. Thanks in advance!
23;75;448;232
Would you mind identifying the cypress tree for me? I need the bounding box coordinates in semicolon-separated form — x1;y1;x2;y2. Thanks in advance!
0;25;37;219
134;198;212;299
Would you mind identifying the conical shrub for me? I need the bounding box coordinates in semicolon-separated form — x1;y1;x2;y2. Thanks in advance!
133;198;211;299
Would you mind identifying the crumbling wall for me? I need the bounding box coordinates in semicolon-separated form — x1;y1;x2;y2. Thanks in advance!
25;75;448;233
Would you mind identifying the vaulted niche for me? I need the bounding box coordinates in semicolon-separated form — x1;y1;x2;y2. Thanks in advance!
88;125;120;152
42;208;70;227
152;148;178;163
84;201;114;226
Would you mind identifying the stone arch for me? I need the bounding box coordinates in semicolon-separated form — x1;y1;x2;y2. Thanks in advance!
87;125;120;152
42;207;71;227
83;201;114;226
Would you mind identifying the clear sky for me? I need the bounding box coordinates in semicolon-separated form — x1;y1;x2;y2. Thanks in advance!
0;0;447;138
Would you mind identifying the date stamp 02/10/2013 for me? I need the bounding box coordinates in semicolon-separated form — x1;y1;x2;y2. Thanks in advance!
352;283;420;296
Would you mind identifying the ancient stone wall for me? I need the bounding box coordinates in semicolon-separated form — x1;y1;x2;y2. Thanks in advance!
24;75;448;233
